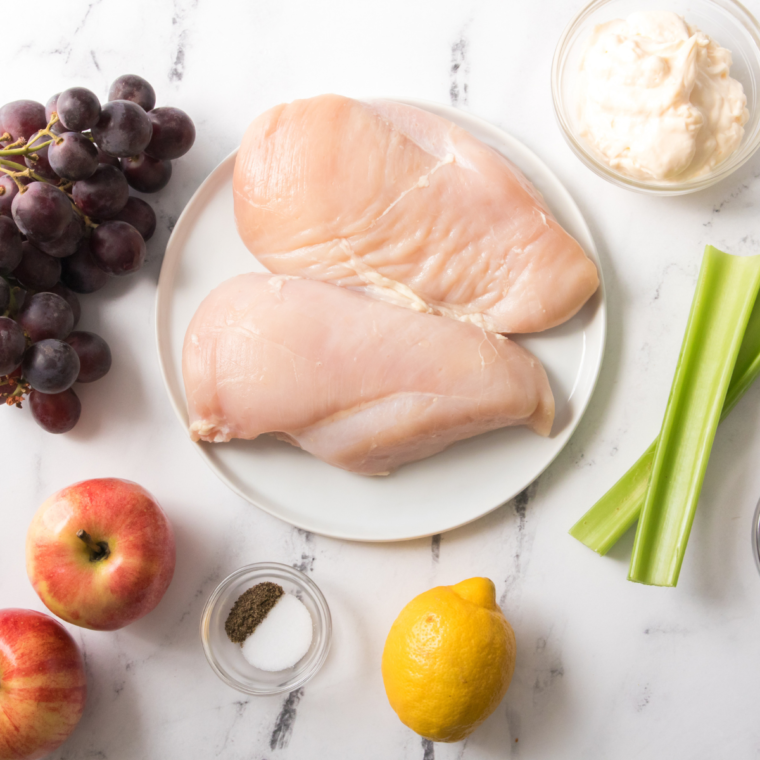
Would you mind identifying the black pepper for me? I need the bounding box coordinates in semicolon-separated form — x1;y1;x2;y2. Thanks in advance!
225;582;284;644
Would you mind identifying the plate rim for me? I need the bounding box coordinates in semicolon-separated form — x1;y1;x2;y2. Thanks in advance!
155;99;607;542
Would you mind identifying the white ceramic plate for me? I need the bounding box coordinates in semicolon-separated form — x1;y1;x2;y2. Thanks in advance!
156;99;606;542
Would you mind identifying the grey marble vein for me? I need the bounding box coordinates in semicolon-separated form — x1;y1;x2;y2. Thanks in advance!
169;0;200;82
431;533;441;562
499;482;538;608
74;0;104;36
449;30;470;107
270;688;304;751
292;528;316;573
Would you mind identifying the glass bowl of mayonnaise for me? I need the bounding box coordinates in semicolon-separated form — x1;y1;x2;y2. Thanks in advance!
552;0;760;194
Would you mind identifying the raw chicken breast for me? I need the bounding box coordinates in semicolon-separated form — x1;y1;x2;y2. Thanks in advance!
233;94;599;334
183;273;555;476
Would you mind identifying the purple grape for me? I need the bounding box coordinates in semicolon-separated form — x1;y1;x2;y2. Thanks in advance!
44;94;59;120
17;292;74;342
66;331;111;382
0;216;22;271
45;93;72;135
0;174;30;218
48;132;98;181
0;316;26;375
22;338;80;393
13;242;61;290
112;197;156;240
120;153;171;193
92;100;152;158
24;153;57;180
0;176;18;218
35;213;85;258
23;131;58;181
90;220;146;276
57;87;100;132
96;146;120;168
0;100;46;141
46;282;80;326
24;156;56;181
72;164;128;219
145;107;195;160
30;388;81;433
0;278;8;313
61;238;109;293
11;182;73;243
108;75;156;112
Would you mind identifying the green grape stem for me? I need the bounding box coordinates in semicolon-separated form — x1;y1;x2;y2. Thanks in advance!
0;113;63;159
0;158;26;170
2;137;27;150
0;113;98;226
69;200;98;229
0;160;50;186
0;140;53;156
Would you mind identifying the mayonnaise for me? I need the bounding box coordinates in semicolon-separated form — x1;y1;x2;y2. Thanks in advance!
577;11;749;181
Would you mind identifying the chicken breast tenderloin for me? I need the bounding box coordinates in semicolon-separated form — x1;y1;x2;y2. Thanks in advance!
183;273;555;476
233;94;599;334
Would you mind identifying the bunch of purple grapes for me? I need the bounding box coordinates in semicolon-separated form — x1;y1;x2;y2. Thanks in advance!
0;74;195;433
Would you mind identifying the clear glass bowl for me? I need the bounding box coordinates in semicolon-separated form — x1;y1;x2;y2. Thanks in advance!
200;562;332;695
551;0;760;195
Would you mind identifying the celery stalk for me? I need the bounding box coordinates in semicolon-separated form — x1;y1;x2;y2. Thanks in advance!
629;247;760;586
570;255;760;556
568;443;654;554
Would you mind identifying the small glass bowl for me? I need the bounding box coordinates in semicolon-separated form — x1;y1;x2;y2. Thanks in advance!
200;562;332;695
552;0;760;195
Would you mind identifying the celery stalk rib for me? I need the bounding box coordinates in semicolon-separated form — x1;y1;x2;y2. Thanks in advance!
569;287;760;555
628;247;760;586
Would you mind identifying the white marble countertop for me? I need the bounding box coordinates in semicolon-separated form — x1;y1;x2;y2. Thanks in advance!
3;1;760;758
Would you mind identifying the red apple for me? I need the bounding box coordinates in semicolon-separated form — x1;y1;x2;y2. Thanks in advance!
0;608;86;760
26;478;176;631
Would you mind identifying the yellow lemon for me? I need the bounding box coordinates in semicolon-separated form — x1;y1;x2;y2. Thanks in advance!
381;577;516;743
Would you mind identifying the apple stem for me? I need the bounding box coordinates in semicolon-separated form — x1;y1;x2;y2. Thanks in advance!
76;530;111;562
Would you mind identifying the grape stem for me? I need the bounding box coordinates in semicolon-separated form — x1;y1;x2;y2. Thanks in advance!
68;200;98;229
0;373;30;408
0;113;61;158
0;115;95;194
0;158;26;170
0;112;98;201
0;140;54;155
2;137;27;150
0;160;50;188
32;115;61;145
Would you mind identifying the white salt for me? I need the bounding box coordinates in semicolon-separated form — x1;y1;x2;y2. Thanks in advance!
241;593;313;671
